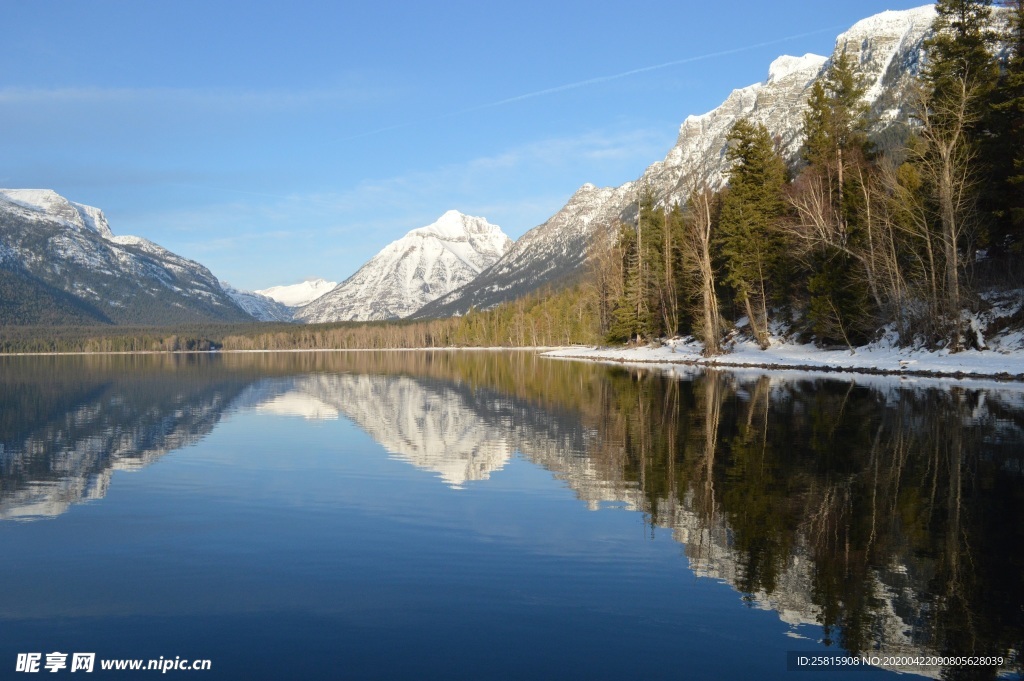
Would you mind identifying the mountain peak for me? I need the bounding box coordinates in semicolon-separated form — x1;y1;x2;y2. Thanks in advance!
839;5;936;45
0;188;113;238
0;189;252;324
411;210;504;242
296;212;512;322
767;54;826;84
439;208;466;220
0;188;66;211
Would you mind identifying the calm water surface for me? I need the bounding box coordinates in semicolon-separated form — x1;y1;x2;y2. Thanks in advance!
1;351;1022;680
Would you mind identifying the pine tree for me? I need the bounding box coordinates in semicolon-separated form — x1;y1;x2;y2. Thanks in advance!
716;120;789;349
607;221;651;343
604;188;687;343
988;0;1024;256
803;51;870;177
796;51;875;345
924;0;998;113
637;189;668;338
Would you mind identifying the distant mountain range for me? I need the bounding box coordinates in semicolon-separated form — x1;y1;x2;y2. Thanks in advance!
257;278;337;307
1;7;940;327
220;278;338;323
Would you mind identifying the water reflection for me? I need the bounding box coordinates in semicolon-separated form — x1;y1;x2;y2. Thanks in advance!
0;355;256;520
283;373;514;487
1;351;1022;678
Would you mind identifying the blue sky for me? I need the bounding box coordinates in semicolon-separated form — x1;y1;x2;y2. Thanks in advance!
2;0;930;291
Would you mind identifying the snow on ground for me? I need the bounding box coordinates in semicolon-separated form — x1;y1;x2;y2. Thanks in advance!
545;335;1024;383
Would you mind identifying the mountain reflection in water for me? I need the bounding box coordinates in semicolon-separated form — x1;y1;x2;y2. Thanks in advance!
1;351;1022;678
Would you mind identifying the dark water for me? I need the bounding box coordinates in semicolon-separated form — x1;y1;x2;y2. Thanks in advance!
1;351;1022;680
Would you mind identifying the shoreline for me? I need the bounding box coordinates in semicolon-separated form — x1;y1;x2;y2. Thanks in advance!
547;351;1024;383
4;342;1024;383
0;346;563;358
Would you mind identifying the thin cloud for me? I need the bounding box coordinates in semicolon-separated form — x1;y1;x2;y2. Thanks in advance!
0;85;391;110
126;126;663;286
137;125;651;287
75;138;649;209
458;27;840;113
337;25;842;142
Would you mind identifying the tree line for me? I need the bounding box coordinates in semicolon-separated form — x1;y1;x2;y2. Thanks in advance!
597;0;1024;353
0;283;603;354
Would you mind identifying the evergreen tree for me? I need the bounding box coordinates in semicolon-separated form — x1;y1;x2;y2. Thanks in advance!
988;0;1024;256
716;120;789;349
797;51;875;345
605;188;687;342
924;0;998;112
802;51;870;177
607;220;652;343
636;189;669;337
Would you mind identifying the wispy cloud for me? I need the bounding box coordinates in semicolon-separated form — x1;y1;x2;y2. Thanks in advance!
143;125;667;238
455;26;842;113
336;24;843;142
0;84;393;111
271;127;664;225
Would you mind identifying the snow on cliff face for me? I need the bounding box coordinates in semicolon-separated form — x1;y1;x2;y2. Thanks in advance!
649;4;934;201
296;210;512;322
220;277;337;323
0;189;114;238
256;278;337;307
222;283;295;322
418;6;937;318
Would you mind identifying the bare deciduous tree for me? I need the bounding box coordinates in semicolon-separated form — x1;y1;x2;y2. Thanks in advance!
681;185;725;356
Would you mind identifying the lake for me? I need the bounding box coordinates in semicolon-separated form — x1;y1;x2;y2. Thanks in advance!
1;351;1022;679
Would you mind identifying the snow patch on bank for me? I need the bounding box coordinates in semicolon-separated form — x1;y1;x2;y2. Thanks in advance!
546;336;1024;383
549;288;1024;382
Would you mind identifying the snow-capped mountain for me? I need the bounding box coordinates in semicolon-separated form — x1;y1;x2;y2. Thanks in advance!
415;6;937;318
297;210;512;323
220;278;337;323
222;284;295;323
256;278;336;307
413;183;621;319
0;189;254;325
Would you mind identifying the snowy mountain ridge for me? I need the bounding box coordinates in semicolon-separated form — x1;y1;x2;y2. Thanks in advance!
297;210;512;323
0;188;253;325
2;7;946;326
